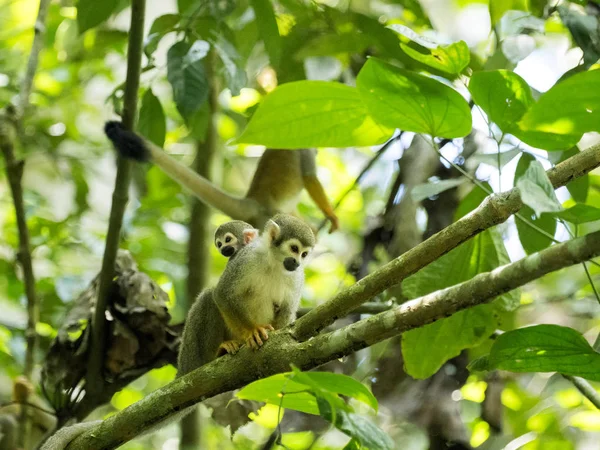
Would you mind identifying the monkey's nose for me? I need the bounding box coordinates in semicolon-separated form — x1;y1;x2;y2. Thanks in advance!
284;257;299;271
221;246;235;257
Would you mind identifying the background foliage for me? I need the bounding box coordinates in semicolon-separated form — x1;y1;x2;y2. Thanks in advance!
2;0;600;449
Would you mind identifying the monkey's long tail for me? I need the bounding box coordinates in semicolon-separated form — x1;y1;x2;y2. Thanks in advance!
104;121;150;162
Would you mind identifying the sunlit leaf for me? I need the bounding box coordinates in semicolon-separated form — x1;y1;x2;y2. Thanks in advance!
490;0;529;25
237;81;392;148
77;0;119;34
401;40;470;75
357;58;472;138
138;89;166;147
236;373;320;415
519;69;600;137
470;325;600;381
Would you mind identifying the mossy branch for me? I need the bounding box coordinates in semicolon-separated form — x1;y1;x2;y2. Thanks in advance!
66;228;600;449
86;0;146;397
293;143;600;340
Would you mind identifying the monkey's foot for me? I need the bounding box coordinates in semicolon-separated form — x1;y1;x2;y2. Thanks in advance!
217;340;242;356
246;325;275;350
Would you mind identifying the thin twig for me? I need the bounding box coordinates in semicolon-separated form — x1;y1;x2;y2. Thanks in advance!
562;375;600;409
86;0;146;398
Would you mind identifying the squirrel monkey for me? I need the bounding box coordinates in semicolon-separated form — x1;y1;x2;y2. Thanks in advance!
104;121;339;232
177;221;258;376
214;213;315;351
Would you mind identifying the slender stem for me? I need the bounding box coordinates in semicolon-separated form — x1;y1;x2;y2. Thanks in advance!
17;0;51;116
562;375;600;409
86;0;146;398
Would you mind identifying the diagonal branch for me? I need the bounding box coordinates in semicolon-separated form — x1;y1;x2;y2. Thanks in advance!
86;0;146;397
66;228;600;450
293;143;600;340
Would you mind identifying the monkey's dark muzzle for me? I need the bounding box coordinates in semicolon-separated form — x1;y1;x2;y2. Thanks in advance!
284;257;299;271
221;246;235;257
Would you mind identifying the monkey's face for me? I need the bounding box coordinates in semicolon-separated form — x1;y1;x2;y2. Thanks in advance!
215;232;240;258
274;238;313;272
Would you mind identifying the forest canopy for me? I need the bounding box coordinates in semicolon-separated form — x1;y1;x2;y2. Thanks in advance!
1;0;600;449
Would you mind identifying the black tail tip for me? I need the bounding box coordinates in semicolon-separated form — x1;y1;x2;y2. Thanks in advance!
103;121;150;162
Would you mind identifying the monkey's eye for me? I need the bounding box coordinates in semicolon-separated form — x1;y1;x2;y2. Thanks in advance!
217;242;222;248
225;236;232;243
301;251;308;258
291;245;299;253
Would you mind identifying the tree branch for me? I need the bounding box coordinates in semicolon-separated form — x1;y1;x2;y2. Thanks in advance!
64;228;600;449
563;375;600;409
293;143;600;340
86;0;146;397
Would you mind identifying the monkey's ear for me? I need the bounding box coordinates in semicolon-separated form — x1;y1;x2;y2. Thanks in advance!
265;220;280;243
243;228;259;244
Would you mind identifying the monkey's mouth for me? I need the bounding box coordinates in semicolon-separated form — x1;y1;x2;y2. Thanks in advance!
221;246;235;257
284;258;299;271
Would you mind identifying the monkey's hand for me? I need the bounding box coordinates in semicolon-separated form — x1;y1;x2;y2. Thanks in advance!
327;213;340;233
245;325;275;350
217;340;242;356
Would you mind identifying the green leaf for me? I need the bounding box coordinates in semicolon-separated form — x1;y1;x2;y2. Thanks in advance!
387;24;438;49
357;58;472;138
454;182;491;221
251;0;282;67
290;369;378;412
237;81;392;148
77;0;119;34
490;0;530;25
551;204;600;225
144;14;180;58
317;398;394;450
411;178;467;202
236;373;320;415
519;69;600;137
477;324;600;380
167;41;209;120
469;70;579;150
471;147;522;168
516;158;562;217
210;34;247;96
138;89;166;147
514;153;556;254
400;40;470;75
402;226;518;379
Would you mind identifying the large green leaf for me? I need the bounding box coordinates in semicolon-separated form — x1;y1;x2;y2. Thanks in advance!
469;70;579;150
290;369;378;411
402;224;518;379
551;204;600;225
558;5;600;69
144;14;180;58
317;398;393;450
138;89;166;147
471;325;600;381
357;58;472;138
516;157;562;217
400;40;470;75
167;41;209;120
77;0;119;34
520;69;600;136
236;373;320;415
251;0;282;67
237;81;392;148
514;153;557;254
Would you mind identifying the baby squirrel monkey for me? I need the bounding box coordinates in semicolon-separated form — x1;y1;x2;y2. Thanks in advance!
177;220;258;376
104;121;339;232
